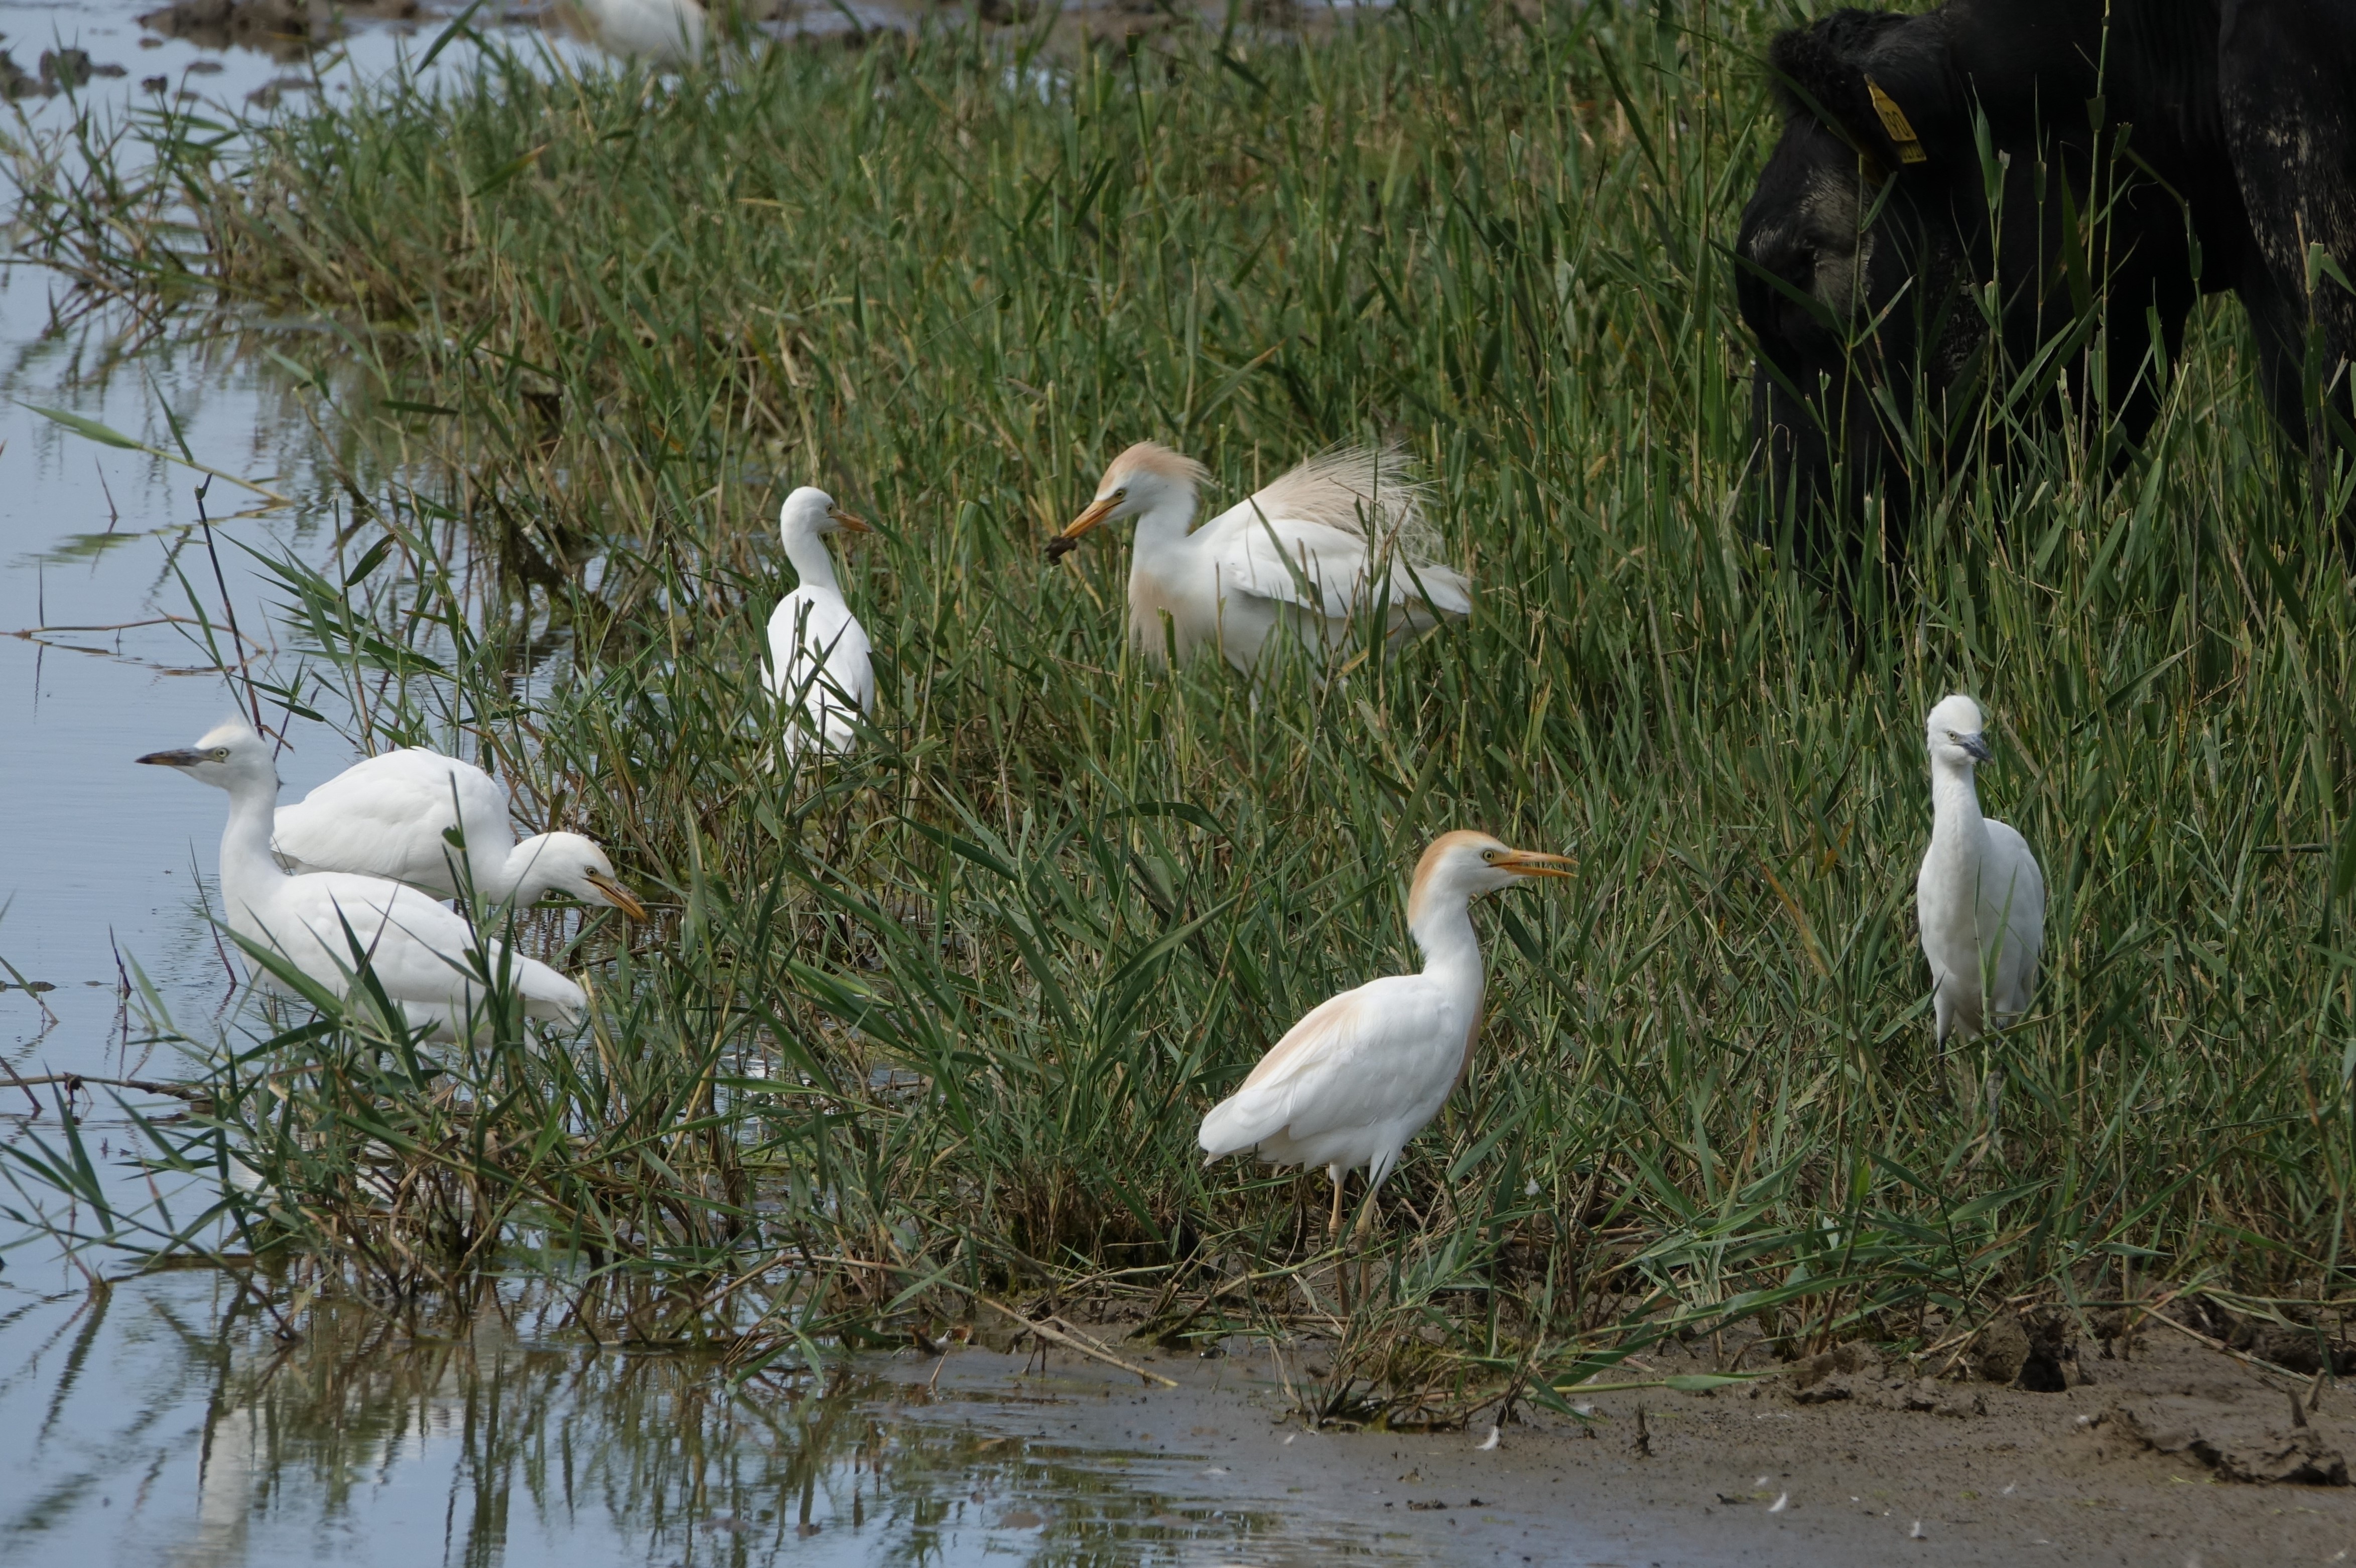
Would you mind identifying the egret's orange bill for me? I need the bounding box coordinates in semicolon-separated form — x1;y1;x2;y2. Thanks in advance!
1496;849;1576;877
827;505;872;534
1057;494;1121;544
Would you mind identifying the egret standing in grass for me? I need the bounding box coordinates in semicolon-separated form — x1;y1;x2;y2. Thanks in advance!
274;749;645;920
1198;832;1572;1264
1917;694;2044;1042
764;486;875;761
574;0;706;66
1048;443;1472;674
143;721;588;1039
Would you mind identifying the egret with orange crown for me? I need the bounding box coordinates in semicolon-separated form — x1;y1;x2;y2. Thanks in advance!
1049;443;1472;674
1198;831;1572;1246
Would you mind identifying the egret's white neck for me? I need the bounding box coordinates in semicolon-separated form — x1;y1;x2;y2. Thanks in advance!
1408;888;1486;996
781;525;841;595
218;768;290;912
1128;487;1202;563
495;837;563;905
1929;757;1984;828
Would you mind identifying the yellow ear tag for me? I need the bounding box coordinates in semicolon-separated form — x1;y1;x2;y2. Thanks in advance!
1866;77;1930;164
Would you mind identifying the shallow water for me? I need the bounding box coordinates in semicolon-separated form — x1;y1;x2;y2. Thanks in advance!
0;1271;1508;1566
0;9;1496;1567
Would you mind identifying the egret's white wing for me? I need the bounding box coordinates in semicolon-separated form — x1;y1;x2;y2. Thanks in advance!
274;750;513;895
1199;974;1454;1157
581;0;705;63
249;874;583;1025
1208;509;1472;623
1207;512;1376;618
767;589;873;753
823;611;875;716
1981;819;2044;1015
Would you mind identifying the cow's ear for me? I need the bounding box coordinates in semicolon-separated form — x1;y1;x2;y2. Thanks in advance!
1767;10;1956;173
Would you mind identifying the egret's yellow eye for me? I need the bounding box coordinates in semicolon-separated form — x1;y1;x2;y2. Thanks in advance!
1113;487;1128;501
1482;848;1499;862
211;748;230;761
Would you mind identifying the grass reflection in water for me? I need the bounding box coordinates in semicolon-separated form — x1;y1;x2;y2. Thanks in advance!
2;1277;1390;1567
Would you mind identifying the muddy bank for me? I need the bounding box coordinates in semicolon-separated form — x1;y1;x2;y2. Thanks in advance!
136;0;425;58
904;1322;2356;1564
0;47;130;98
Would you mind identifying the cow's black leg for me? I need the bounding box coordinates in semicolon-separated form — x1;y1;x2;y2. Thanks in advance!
2221;0;2356;536
2241;276;2313;448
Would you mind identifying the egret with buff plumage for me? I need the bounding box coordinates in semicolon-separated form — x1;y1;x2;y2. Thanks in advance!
1916;694;2044;1042
1050;442;1472;674
1198;831;1572;1268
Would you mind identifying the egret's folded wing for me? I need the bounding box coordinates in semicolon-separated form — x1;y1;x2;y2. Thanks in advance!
823;613;875;715
284;880;480;990
1212;510;1469;622
1200;976;1448;1155
1389;556;1473;617
1209;514;1377;617
769;594;871;704
274;751;508;888
1982;819;2047;976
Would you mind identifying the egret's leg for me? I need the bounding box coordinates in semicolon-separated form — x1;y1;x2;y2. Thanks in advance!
1329;1166;1350;1317
1345;1167;1391;1308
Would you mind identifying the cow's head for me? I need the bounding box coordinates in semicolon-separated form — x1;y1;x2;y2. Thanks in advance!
1737;8;1994;557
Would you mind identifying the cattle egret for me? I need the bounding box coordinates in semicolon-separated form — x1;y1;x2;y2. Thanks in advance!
1198;831;1572;1241
1917;694;2044;1041
141;721;589;1040
764;486;875;760
1049;443;1472;674
274;749;644;919
576;0;706;65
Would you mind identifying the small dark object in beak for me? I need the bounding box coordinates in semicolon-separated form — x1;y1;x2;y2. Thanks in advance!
1959;732;1994;763
1044;535;1079;562
136;749;206;768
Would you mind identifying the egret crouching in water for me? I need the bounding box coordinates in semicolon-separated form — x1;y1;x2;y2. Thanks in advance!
1049;442;1472;674
274;749;644;920
142;721;588;1040
764;487;875;761
1917;694;2044;1042
1198;832;1572;1260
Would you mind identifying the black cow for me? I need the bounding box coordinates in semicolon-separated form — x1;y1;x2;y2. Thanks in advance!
1737;0;2352;561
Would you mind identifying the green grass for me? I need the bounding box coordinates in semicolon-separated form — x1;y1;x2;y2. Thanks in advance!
9;0;2356;1416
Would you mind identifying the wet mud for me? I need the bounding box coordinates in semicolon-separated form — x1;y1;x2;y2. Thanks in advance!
971;1315;2356;1564
135;0;425;60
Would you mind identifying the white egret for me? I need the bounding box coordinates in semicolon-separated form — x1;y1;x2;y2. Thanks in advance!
1917;694;2044;1041
763;486;875;760
1048;443;1472;674
141;721;588;1040
575;0;706;65
1198;831;1572;1240
273;748;645;920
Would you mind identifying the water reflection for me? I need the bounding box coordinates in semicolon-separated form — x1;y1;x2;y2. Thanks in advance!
0;1274;1429;1566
